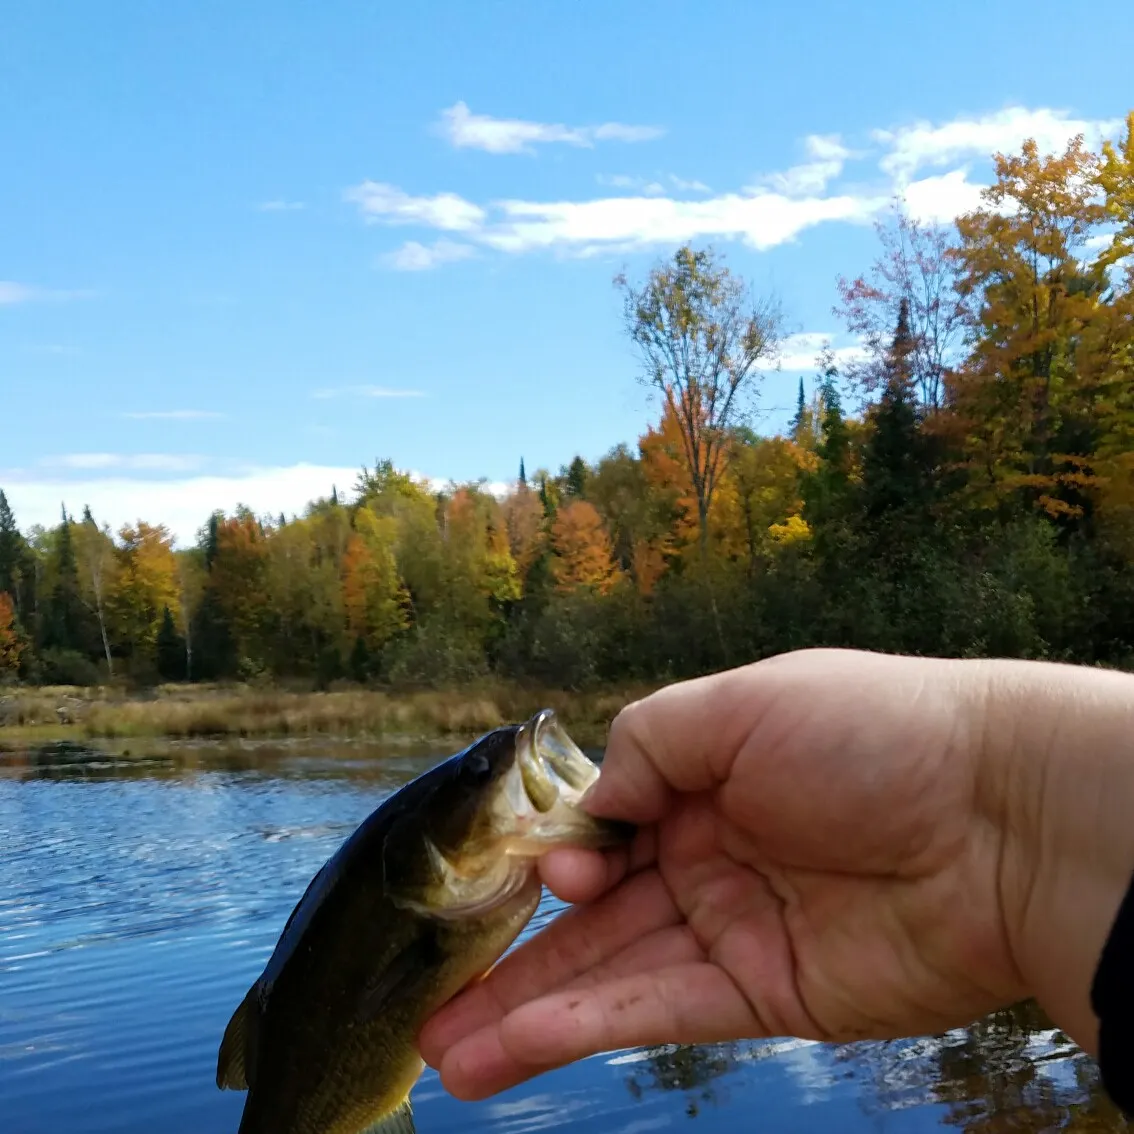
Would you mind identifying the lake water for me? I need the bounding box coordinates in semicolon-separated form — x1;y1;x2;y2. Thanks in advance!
0;737;1127;1133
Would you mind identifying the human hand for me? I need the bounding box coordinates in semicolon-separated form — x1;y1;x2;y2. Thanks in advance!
418;648;1134;1101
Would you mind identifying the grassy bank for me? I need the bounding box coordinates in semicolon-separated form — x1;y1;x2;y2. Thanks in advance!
0;680;662;749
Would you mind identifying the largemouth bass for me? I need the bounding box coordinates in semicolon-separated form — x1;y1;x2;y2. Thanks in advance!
216;708;633;1134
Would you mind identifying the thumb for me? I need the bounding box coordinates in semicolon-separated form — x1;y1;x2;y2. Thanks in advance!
586;664;762;824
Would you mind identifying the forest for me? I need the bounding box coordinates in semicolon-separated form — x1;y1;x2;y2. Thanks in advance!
2;116;1133;692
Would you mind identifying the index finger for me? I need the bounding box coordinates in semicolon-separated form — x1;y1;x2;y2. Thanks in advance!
586;662;766;824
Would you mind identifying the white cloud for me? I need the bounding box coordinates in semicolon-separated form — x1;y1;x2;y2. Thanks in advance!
343;181;487;232
256;199;306;212
901;169;988;224
39;453;206;472
344;181;885;258
1;463;511;546
120;409;225;421
436;101;664;155
477;188;885;254
756;332;869;373
344;103;1122;265
874;106;1122;182
764;134;852;196
310;385;427;400
382;239;477;271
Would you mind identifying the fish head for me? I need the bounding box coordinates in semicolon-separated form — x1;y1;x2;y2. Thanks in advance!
384;709;634;920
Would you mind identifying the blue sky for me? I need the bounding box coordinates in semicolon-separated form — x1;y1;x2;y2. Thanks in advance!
2;0;1131;545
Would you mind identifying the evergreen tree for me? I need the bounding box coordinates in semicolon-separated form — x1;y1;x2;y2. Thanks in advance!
860;298;935;524
791;377;806;433
155;605;186;680
43;504;93;655
566;456;588;498
518;457;526;486
0;491;20;600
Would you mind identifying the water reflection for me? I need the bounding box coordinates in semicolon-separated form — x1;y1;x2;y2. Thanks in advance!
0;737;1126;1133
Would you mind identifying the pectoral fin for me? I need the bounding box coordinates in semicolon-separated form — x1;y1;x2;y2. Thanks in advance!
353;933;443;1026
361;1096;416;1134
216;985;261;1091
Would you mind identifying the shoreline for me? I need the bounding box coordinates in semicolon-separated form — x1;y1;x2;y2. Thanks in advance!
0;680;662;751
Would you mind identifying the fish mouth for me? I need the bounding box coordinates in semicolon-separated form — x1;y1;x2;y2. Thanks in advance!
515;708;601;814
493;708;630;853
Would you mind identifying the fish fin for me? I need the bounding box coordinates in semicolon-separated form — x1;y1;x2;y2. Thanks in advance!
360;1096;417;1134
216;985;260;1091
354;934;443;1026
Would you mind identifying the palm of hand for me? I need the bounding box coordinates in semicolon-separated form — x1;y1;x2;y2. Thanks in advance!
419;656;1026;1101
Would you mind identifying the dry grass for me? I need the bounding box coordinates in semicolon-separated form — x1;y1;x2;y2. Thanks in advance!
0;680;659;748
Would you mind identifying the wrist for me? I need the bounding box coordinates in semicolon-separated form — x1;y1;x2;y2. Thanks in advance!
978;659;1134;1054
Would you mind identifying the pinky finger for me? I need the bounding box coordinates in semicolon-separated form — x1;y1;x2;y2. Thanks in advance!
438;964;766;1100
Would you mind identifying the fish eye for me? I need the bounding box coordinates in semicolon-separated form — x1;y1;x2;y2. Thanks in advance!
460;751;492;783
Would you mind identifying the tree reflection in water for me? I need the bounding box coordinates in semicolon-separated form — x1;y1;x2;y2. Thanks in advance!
623;1040;759;1117
834;1001;1129;1131
622;1003;1130;1129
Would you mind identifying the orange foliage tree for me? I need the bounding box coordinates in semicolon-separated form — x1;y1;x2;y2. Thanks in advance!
0;591;22;673
550;500;620;594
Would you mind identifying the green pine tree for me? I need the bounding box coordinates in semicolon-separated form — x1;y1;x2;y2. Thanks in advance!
0;490;20;600
155;605;186;680
566;456;588;498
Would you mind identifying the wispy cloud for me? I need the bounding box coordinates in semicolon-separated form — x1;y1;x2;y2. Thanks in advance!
256;199;306;212
39;453;206;472
762;134;852;196
346;181;887;258
0;281;93;305
436;101;665;155
310;385;427;400
874;106;1122;182
343;181;486;232
598;173;712;195
382;239;477;271
346;104;1125;268
758;332;869;373
119;409;226;421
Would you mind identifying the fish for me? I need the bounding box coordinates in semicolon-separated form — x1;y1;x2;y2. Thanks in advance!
216;708;635;1134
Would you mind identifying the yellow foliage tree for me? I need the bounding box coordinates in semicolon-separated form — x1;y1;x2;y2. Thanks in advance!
109;522;181;660
342;509;411;652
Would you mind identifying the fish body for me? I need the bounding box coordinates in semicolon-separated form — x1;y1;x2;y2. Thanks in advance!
217;709;633;1134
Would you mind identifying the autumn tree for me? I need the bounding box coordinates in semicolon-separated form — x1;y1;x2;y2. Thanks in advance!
109;522;181;672
1098;110;1134;280
617;244;783;558
342;508;410;662
0;591;22;674
550;500;620;594
950;133;1110;520
836;204;966;411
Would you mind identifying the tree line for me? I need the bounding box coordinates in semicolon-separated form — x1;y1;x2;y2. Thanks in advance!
2;114;1133;690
